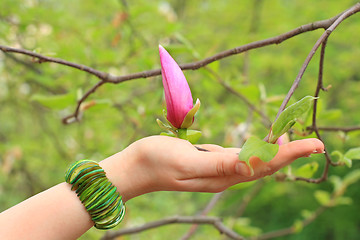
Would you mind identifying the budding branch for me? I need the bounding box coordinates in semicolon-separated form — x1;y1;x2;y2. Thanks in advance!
0;5;353;124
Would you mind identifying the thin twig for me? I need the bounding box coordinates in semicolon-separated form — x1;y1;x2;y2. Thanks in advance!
251;205;327;240
306;125;360;133
181;192;225;240
205;67;272;128
62;81;106;124
266;4;360;182
310;39;339;170
291;37;342;184
0;45;110;80
101;216;245;240
0;12;341;82
293;40;331;184
275;3;360;120
237;180;265;217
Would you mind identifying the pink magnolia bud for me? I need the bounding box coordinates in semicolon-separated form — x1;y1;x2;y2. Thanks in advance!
159;45;198;129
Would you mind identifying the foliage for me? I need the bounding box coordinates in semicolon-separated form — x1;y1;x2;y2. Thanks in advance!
1;0;360;239
238;136;279;173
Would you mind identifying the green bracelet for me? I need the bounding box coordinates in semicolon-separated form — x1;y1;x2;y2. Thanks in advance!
65;160;125;230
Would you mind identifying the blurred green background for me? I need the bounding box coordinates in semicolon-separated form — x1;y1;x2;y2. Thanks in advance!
1;0;360;239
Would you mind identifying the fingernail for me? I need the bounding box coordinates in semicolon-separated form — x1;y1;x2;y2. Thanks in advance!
236;162;251;176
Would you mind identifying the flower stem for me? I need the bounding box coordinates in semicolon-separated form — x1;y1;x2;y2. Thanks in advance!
177;128;188;140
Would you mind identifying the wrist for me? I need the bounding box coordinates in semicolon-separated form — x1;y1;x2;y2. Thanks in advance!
99;144;147;202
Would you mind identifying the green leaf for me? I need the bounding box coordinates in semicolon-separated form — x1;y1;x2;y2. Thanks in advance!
239;136;279;175
162;109;176;130
229;180;255;190
269;96;316;143
31;92;76;109
186;130;202;144
160;132;176;137
301;210;313;219
344;147;360;160
294;162;319;178
177;128;188;140
331;150;344;162
181;99;200;129
314;190;331;206
342;157;352;168
343;169;360;186
329;176;343;193
231;217;262;237
293;219;303;233
157;118;172;132
332;150;353;168
334;196;353;206
160;130;201;144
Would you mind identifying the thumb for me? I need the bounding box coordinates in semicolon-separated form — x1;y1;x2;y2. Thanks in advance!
192;151;251;177
268;138;325;171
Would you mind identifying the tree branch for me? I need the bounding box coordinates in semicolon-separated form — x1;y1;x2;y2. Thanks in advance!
310;38;340;171
265;3;360;184
0;45;110;80
0;8;347;124
101;216;245;240
293;40;331;184
62;81;106;124
181;192;225;240
307;125;360;133
275;3;360;120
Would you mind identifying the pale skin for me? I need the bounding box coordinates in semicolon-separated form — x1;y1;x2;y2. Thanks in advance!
0;135;325;240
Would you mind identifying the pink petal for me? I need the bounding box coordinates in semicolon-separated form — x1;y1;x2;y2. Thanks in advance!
277;133;290;145
159;45;193;128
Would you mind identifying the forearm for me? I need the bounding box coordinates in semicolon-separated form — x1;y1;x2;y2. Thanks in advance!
0;183;93;240
0;149;140;240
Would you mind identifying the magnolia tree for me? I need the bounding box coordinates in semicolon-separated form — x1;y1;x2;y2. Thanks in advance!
1;1;360;240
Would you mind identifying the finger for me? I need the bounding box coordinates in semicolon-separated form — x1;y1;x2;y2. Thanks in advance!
178;175;248;193
224;147;241;154
194;144;225;152
185;151;251;178
268;138;324;171
244;138;324;180
250;157;271;176
194;145;241;154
